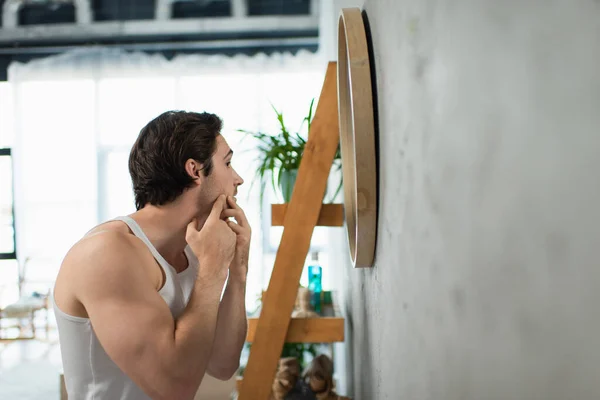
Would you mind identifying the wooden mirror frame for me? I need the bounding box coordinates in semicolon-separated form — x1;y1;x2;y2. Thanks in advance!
338;7;377;268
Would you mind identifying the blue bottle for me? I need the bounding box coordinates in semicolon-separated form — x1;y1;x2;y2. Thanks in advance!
307;252;322;314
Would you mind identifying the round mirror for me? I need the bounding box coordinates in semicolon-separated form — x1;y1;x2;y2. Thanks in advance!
338;7;378;268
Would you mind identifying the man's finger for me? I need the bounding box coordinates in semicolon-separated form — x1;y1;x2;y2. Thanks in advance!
208;195;227;221
221;209;241;220
227;196;249;227
227;220;243;234
227;195;238;209
185;218;198;238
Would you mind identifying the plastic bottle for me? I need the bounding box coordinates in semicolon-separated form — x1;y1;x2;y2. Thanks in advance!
307;252;322;314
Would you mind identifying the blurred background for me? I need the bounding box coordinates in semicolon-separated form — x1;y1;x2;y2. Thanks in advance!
0;1;356;398
3;1;600;400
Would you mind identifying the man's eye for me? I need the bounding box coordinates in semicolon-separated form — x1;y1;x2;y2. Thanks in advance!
226;162;231;167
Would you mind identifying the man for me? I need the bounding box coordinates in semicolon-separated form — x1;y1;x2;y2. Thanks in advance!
53;111;250;400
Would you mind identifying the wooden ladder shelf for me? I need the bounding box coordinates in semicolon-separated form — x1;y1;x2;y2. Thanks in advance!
237;62;344;399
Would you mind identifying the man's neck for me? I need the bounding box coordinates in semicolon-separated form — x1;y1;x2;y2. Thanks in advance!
130;199;209;264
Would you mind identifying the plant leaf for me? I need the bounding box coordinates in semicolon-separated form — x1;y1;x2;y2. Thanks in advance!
306;98;315;134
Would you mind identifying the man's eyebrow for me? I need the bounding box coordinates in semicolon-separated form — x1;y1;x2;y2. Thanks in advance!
224;149;233;159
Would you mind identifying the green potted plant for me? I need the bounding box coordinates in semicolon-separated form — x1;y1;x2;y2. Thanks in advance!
238;99;342;204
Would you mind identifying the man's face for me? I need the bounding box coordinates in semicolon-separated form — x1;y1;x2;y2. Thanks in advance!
202;135;244;203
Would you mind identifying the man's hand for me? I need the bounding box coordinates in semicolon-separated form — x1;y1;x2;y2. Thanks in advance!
186;194;236;283
221;196;251;281
206;196;250;379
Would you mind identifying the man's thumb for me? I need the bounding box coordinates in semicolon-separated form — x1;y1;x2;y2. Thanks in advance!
208;195;226;221
185;218;198;238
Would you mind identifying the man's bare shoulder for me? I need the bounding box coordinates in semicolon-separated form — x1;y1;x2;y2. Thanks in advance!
54;222;160;317
84;219;134;238
57;228;142;290
70;229;138;264
65;219;153;266
66;218;135;258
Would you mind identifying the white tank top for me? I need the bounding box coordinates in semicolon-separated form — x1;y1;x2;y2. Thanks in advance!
52;216;200;400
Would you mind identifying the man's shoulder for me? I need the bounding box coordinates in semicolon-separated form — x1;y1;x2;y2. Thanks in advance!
79;226;136;254
63;226;145;276
55;224;151;317
84;219;134;238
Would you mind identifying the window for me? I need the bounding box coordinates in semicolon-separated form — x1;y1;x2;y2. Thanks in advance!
97;147;136;221
0;148;16;260
6;60;331;309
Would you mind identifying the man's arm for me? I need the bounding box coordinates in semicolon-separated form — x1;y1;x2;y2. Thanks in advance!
206;195;251;379
73;196;235;400
206;275;247;380
72;233;226;400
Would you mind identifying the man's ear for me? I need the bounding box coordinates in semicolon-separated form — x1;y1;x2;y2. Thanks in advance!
184;159;202;183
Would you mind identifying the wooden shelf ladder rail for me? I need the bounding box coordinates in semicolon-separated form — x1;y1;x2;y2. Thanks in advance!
238;61;344;399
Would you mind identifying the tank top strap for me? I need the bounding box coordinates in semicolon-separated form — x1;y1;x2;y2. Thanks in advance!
112;216;173;273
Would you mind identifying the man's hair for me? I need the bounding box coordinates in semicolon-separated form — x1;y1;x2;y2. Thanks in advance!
129;110;223;210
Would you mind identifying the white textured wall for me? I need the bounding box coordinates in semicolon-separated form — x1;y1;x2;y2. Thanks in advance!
318;0;364;61
337;0;600;398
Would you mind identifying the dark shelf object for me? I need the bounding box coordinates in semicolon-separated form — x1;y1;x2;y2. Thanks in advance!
92;0;156;21
18;3;76;26
172;0;231;19
248;0;310;16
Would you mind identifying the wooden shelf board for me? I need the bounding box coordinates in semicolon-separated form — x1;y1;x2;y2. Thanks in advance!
246;317;345;343
271;203;344;227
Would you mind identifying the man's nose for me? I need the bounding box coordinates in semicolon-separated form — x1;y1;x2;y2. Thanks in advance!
235;169;244;186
